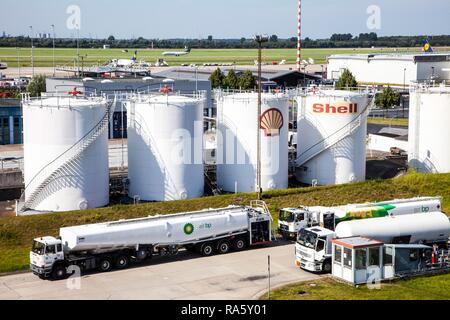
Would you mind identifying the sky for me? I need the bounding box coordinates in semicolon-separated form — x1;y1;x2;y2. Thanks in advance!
1;0;449;39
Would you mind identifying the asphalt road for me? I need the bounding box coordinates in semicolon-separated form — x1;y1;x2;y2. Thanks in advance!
0;242;320;300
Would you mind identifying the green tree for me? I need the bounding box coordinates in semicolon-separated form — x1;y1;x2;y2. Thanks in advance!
209;68;225;89
27;75;46;97
375;86;401;117
239;70;256;90
224;70;239;89
335;69;358;90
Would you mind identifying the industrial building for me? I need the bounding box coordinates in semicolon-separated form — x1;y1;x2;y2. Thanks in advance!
327;53;450;87
0;99;22;145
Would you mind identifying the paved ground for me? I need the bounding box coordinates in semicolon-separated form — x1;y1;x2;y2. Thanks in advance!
0;242;320;300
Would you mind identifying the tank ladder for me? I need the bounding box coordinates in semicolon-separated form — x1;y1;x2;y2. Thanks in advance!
296;95;375;168
16;97;115;214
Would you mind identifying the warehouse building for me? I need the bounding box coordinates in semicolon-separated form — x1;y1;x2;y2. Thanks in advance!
327;53;450;87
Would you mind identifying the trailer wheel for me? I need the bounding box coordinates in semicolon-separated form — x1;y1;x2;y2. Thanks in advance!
98;258;113;272
200;243;214;257
233;238;247;251
217;241;231;254
116;255;130;269
52;265;67;280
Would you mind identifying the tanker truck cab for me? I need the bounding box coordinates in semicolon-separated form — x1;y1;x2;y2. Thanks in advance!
30;237;64;278
295;227;335;272
278;208;309;239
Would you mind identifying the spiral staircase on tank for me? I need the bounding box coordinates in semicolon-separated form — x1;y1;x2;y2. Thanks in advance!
296;95;375;168
16;97;115;215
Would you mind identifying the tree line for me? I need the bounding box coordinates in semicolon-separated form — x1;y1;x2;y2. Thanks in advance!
1;34;449;49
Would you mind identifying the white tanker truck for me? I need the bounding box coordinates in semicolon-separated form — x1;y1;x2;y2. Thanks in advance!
30;201;273;280
279;197;442;239
295;212;450;273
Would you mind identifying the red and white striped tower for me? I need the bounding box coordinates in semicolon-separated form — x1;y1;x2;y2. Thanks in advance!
297;0;302;71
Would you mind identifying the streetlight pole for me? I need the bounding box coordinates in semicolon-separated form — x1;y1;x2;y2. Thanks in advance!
51;24;55;77
254;35;268;201
29;26;34;77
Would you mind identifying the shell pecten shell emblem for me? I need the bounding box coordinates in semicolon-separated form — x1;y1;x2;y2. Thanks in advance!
260;108;284;137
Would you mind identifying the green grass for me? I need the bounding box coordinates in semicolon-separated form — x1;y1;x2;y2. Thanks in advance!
0;171;449;274
368;117;409;126
260;274;450;300
1;47;449;67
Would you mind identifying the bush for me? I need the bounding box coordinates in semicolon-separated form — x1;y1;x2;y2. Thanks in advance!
27;75;46;97
335;69;357;90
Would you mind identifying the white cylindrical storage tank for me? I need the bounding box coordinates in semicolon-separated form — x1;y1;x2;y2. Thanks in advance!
127;93;205;201
409;85;450;173
295;90;369;185
335;212;450;244
216;92;289;193
23;96;109;212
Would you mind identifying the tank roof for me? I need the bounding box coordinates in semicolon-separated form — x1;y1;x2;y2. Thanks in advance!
23;96;107;108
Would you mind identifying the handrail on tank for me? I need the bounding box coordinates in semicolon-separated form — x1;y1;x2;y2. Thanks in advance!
410;81;450;94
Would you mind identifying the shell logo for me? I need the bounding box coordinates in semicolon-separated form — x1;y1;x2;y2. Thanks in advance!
260;108;284;137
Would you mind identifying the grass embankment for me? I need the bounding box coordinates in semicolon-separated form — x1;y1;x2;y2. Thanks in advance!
368;117;409;126
1;47;449;67
261;274;450;300
0;171;449;273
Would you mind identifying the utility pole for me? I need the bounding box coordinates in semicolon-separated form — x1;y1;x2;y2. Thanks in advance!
51;24;55;77
297;0;302;72
254;35;268;201
29;26;34;77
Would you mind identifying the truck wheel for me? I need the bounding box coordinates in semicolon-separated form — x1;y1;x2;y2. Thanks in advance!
200;243;214;257
52;265;67;280
217;241;231;254
233;238;247;251
99;258;113;272
116;255;130;269
322;260;332;273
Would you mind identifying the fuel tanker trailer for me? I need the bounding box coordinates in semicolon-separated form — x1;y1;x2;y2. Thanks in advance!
30;201;273;280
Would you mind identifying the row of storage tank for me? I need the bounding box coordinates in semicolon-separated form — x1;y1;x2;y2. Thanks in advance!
21;86;450;213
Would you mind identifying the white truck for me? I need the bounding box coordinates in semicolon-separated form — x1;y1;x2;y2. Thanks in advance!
30;201;273;280
278;197;442;239
295;212;450;273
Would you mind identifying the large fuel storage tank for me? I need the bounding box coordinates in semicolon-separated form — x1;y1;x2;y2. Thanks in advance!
127;93;205;201
335;212;450;244
295;90;369;185
409;85;450;173
216;92;289;193
22;96;110;213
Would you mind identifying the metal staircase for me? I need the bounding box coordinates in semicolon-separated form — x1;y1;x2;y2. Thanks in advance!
16;97;114;214
296;96;374;168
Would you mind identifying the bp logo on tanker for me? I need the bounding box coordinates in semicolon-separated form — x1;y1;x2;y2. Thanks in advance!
183;223;194;235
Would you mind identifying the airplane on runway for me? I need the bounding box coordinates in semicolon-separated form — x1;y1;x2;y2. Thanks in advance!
162;46;191;57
